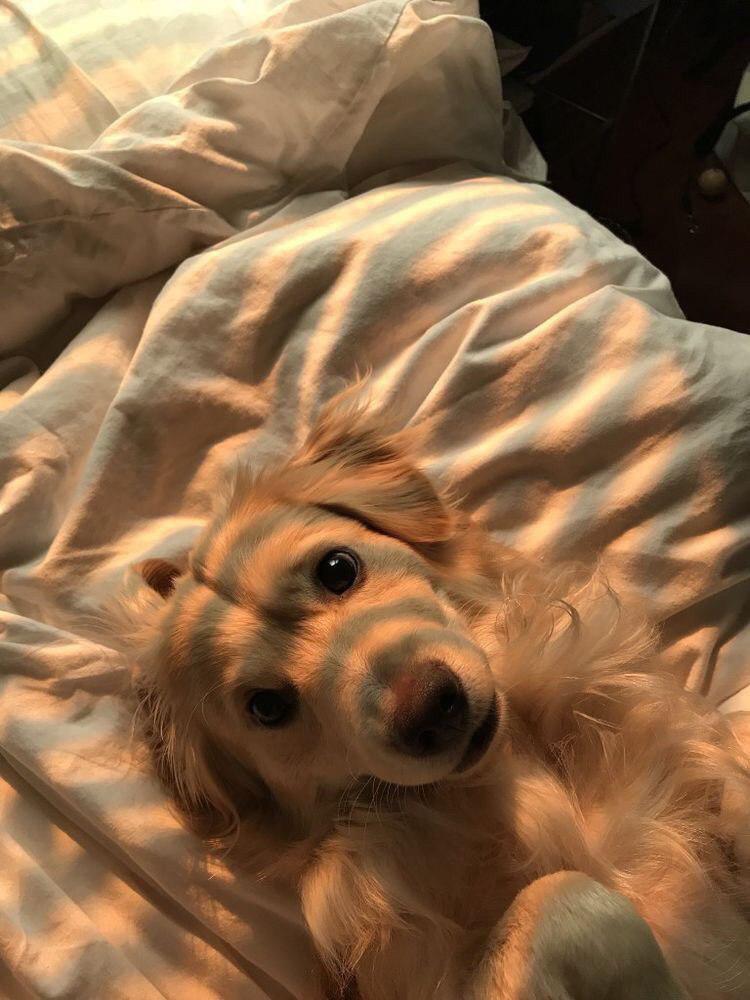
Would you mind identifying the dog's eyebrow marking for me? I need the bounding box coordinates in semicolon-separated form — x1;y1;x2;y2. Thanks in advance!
191;560;248;612
315;502;425;551
316;501;457;567
304;505;436;578
191;561;306;629
245;504;333;548
315;502;375;530
191;549;319;627
206;503;357;590
194;504;318;579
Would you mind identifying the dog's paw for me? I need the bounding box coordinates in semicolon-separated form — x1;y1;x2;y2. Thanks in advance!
469;872;684;1000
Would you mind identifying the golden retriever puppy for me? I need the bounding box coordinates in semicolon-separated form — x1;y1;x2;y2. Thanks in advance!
103;386;750;999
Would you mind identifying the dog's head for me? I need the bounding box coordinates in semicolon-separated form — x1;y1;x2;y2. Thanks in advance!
119;387;503;838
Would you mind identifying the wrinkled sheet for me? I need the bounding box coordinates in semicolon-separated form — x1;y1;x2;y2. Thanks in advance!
0;0;279;147
0;0;543;173
1;0;750;996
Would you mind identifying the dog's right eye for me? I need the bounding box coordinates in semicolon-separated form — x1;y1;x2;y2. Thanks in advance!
246;689;296;728
315;549;360;595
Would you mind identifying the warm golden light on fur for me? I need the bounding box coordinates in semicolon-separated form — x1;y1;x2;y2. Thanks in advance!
96;385;750;999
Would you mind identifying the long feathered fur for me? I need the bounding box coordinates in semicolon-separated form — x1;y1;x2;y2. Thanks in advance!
297;564;750;999
92;385;750;1000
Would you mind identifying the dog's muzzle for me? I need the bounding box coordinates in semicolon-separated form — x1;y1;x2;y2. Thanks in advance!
455;695;499;772
387;660;470;757
384;659;498;770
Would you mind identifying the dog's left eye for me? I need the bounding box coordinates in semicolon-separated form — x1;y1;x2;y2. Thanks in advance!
316;549;360;595
246;689;297;727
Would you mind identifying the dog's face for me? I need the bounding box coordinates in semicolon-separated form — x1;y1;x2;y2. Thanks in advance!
130;389;501;828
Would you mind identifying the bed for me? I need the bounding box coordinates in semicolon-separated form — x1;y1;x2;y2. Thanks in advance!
1;1;749;997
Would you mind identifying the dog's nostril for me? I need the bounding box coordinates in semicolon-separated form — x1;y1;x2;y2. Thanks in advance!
414;729;438;754
439;687;460;715
390;662;469;758
417;728;439;754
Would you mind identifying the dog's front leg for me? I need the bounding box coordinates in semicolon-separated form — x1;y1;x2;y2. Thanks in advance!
467;871;685;1000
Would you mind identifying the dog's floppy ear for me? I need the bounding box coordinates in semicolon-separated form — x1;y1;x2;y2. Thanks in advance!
136;682;261;844
136;558;183;599
296;385;456;545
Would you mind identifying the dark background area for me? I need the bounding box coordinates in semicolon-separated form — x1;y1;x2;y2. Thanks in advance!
480;0;750;334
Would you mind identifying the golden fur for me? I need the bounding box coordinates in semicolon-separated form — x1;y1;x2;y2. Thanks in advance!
98;386;750;999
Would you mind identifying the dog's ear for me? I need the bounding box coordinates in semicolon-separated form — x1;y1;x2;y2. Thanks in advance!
294;386;456;545
136;558;183;599
137;683;254;844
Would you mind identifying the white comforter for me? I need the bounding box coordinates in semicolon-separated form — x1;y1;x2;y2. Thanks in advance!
1;1;749;996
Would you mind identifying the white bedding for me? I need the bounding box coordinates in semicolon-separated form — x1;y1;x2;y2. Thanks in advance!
1;0;749;996
0;0;279;147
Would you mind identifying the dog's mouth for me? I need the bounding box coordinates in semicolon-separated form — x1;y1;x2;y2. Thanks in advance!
455;696;499;773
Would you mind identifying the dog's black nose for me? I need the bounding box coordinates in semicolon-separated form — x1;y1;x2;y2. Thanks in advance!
389;661;469;757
